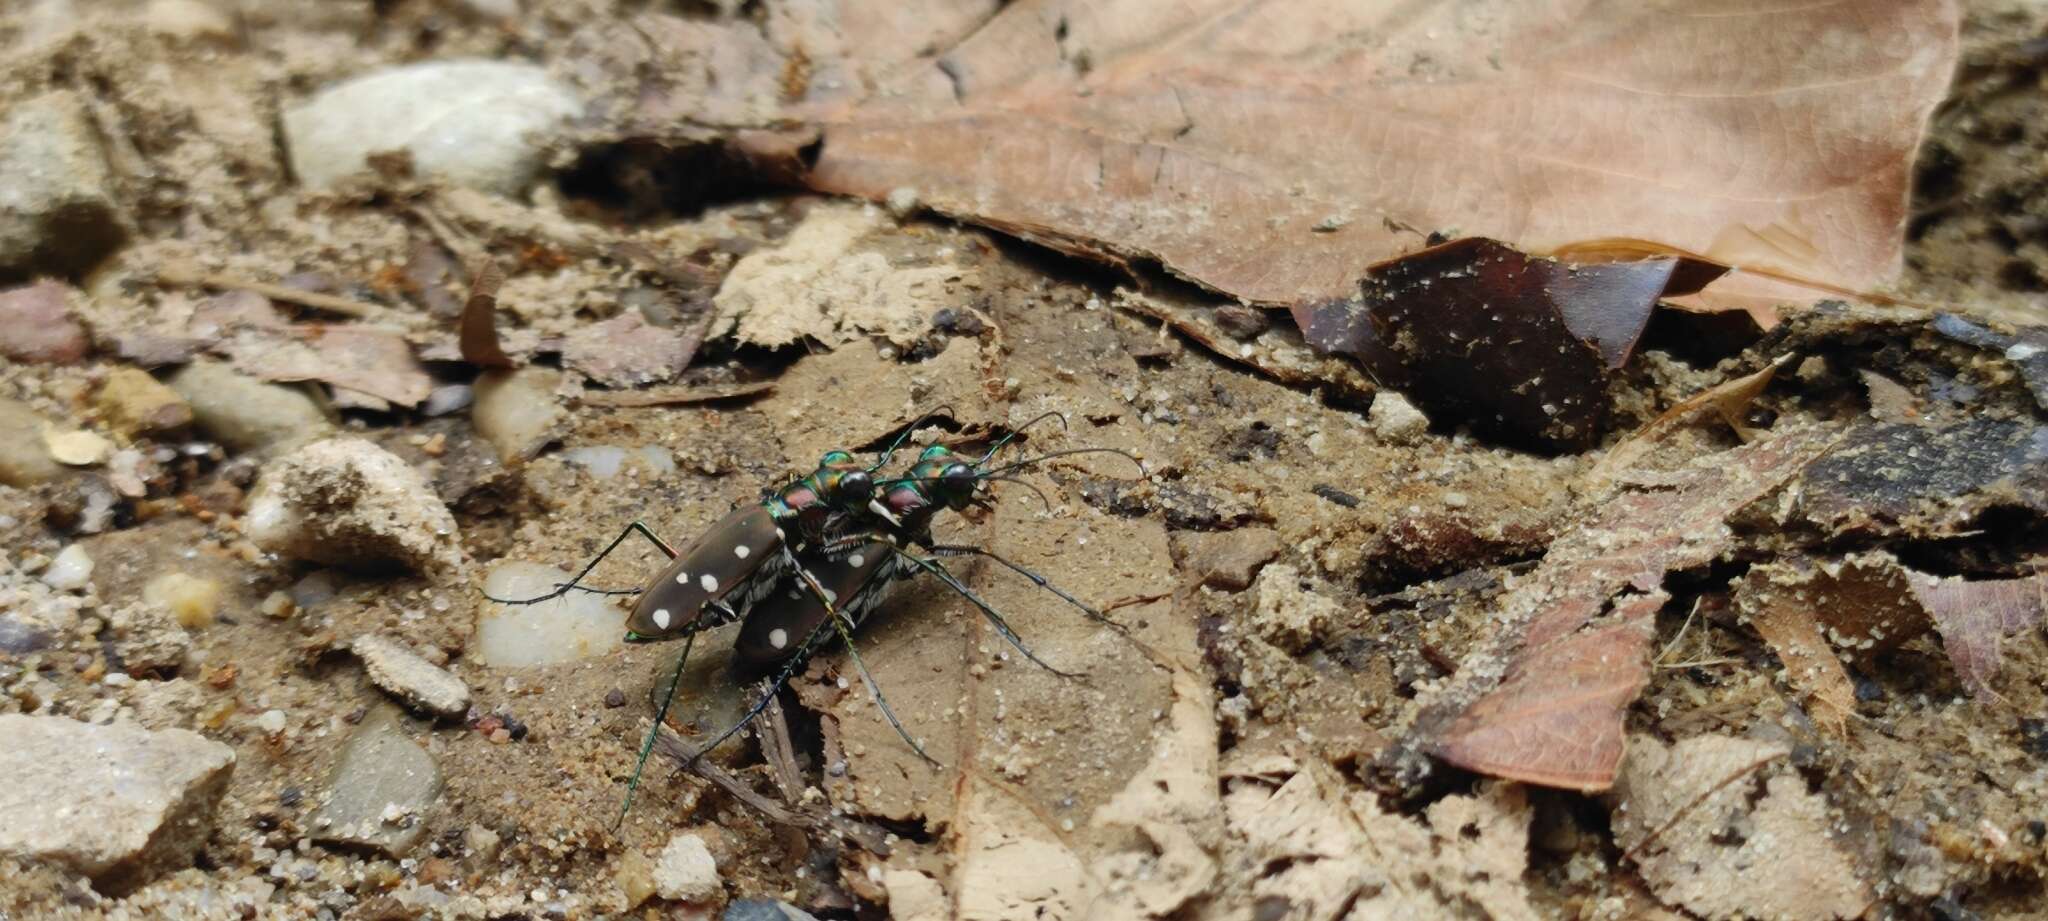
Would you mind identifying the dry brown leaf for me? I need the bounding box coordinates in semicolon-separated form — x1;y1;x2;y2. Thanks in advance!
221;325;434;408
1433;591;1659;791
1594;355;1790;481
1737;569;1858;738
1394;423;1842;791
1220;755;1538;920
1909;570;2048;700
1612;734;1873;921
561;312;693;389
786;0;1959;304
1293;238;1694;449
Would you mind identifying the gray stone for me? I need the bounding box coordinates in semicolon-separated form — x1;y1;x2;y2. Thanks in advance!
0;714;235;895
0;281;90;363
166;360;332;453
0;398;63;487
283;60;580;196
724;900;821;921
353;634;470;719
244;437;468;575
0;90;126;282
654;832;721;902
311;705;442;857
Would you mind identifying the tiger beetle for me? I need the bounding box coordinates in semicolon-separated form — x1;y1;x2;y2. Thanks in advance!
495;411;1141;824
704;432;1145;769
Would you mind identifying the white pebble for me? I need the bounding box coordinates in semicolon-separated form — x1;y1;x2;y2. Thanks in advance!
40;544;93;591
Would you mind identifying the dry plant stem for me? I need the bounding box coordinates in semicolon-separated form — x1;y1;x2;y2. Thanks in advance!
653;724;812;826
652;725;891;856
759;693;807;806
411;204;488;269
577;382;775;407
155;263;384;319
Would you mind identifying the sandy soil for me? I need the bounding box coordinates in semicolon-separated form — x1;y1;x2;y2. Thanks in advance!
1;1;2045;920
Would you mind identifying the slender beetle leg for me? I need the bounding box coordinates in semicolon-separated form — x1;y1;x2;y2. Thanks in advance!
890;547;1083;680
616;630;695;829
924;543;1125;632
779;545;941;767
485;521;678;605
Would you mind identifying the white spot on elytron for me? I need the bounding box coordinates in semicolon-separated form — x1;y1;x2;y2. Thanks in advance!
769;627;789;649
700;573;719;593
847;553;865;568
674;572;689;585
734;544;751;559
652;608;672;629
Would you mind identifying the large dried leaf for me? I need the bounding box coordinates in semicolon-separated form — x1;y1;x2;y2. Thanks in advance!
1909;570;2048;700
1433;591;1660;791
786;0;1959;304
1395;423;1842;790
1612;735;1873;921
220;325;434;409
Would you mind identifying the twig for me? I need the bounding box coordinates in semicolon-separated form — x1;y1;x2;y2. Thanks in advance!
578;381;775;407
154;263;384;319
651;724;893;856
760;693;807;805
652;725;812;827
1653;597;1705;667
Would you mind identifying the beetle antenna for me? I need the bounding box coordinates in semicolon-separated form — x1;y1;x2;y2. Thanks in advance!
870;405;956;471
975;411;1068;465
980;447;1145;479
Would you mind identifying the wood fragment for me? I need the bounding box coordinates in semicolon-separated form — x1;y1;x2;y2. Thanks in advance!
155;262;384;319
458;262;513;369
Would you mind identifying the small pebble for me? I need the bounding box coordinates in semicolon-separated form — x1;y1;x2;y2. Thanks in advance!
261;591;295;619
885;186;919;219
143;573;224;629
254;709;288;735
41;544;93;591
44;429;111;466
422;384;472;417
652;833;720;902
604;689;626;709
1368;390;1431;444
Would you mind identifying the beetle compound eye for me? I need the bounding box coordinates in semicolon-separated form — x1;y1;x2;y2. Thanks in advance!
837;470;874;503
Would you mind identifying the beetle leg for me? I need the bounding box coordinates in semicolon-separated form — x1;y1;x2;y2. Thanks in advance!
890;547;1083;680
923;543;1124;631
487;521;679;605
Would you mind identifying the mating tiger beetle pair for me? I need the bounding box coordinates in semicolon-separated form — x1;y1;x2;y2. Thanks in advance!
486;411;1142;822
